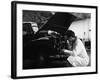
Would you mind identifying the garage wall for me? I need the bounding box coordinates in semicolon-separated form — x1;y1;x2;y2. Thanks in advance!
69;19;91;41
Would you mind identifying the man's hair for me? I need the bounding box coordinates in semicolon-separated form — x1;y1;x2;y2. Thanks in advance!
65;30;75;38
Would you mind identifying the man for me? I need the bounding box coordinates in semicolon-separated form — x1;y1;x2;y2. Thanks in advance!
31;23;39;34
62;30;89;67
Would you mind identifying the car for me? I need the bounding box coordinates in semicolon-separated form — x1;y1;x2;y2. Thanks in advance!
23;12;76;69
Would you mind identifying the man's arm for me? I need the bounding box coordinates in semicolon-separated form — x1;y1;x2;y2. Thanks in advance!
62;49;75;56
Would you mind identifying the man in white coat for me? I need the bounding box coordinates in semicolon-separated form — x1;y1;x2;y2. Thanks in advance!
62;30;89;67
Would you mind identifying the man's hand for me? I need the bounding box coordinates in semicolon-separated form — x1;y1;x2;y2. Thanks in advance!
48;30;59;35
61;49;67;53
61;49;71;58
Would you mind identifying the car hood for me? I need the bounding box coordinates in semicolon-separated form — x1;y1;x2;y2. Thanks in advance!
39;12;76;35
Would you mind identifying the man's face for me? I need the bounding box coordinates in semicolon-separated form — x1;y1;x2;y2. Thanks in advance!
68;36;76;43
32;27;39;33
